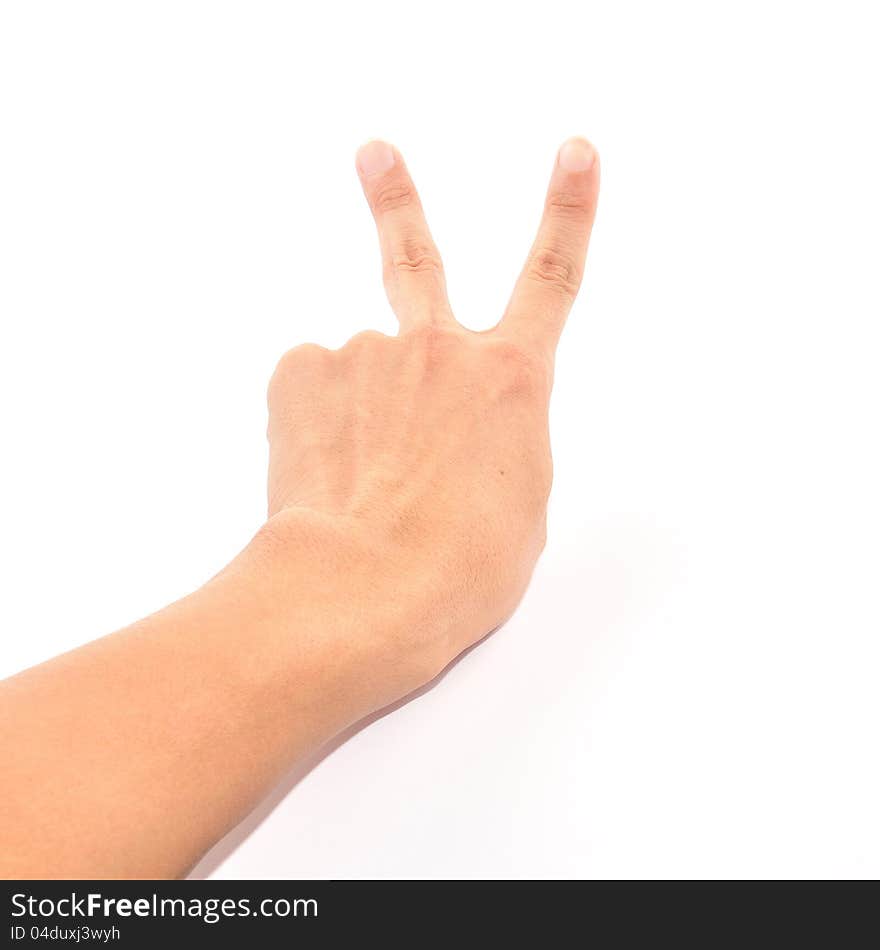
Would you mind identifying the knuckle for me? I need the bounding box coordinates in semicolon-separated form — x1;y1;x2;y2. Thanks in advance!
341;329;389;356
402;323;463;372
408;323;459;353
525;246;582;299
276;342;330;372
371;182;416;215
547;189;593;216
485;339;550;395
267;344;329;402
347;329;389;346
386;240;443;279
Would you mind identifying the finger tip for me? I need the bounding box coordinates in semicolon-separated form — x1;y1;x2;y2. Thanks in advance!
557;137;598;174
356;140;397;178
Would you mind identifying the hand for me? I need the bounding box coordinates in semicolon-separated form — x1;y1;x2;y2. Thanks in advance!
260;138;600;697
0;138;599;879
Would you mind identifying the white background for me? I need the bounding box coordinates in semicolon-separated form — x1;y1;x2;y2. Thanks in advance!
1;2;878;879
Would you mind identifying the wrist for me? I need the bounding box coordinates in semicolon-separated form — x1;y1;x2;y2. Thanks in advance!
225;509;450;726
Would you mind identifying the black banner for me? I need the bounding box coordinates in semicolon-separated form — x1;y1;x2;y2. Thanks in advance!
1;880;875;947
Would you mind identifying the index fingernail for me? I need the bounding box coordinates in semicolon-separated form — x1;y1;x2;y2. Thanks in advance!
558;138;595;173
356;141;396;177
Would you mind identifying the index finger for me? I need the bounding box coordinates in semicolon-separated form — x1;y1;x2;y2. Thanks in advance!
356;140;453;333
500;138;600;356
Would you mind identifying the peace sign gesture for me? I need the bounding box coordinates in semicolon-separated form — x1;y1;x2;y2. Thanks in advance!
355;137;599;356
266;139;599;686
0;138;600;880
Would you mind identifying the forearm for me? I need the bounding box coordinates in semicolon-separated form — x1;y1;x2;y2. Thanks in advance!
0;515;424;879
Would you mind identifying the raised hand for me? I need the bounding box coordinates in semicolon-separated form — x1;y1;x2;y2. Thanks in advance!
263;138;600;687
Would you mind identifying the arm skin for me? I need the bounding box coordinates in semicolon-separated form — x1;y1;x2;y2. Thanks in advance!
0;138;599;879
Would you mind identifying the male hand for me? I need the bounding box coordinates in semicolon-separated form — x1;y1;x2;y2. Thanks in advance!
261;138;599;696
0;138;598;879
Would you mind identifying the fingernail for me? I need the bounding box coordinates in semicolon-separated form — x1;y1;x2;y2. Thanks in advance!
356;140;396;177
558;138;595;173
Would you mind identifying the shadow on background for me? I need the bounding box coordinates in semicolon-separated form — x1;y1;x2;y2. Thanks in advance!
187;635;491;879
